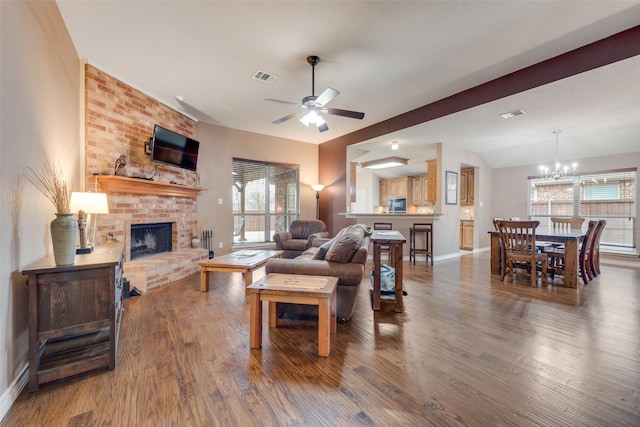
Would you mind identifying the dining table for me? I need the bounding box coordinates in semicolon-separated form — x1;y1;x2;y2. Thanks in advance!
489;226;586;288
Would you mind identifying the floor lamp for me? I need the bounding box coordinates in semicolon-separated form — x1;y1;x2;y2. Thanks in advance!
310;184;325;220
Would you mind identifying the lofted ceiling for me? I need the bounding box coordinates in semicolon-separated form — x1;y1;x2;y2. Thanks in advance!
57;1;640;169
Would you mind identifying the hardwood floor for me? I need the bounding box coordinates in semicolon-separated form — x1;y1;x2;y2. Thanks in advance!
3;252;639;426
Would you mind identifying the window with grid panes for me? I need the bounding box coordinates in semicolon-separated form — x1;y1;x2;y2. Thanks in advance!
232;158;300;245
529;168;636;249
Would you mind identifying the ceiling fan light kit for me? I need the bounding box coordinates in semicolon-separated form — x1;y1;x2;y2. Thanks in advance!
265;55;364;132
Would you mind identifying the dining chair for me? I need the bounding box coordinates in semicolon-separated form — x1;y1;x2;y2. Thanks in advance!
546;220;597;285
589;220;607;277
547;217;585;250
495;220;548;287
551;217;585;231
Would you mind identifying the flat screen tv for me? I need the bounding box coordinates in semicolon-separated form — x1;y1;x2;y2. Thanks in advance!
150;125;199;171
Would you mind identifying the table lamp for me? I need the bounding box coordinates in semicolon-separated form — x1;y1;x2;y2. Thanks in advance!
70;192;110;254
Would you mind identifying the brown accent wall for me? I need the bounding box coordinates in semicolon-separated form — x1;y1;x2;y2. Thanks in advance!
318;26;640;234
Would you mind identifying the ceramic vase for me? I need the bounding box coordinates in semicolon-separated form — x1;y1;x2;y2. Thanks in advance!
50;213;78;265
191;236;201;248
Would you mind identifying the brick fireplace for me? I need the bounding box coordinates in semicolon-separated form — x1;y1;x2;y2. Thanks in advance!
95;178;208;292
83;64;207;292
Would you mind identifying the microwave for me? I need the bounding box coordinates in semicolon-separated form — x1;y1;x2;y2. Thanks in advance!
388;197;407;213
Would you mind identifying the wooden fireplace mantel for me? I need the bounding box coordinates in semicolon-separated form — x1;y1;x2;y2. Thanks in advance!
97;175;206;198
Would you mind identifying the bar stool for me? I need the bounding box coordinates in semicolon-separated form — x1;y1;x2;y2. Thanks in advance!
410;223;433;266
373;222;392;261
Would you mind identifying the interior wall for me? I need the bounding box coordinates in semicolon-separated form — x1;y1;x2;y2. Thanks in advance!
0;0;81;414
196;123;318;253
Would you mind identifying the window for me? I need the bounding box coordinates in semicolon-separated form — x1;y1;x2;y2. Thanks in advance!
232;158;299;245
529;168;637;249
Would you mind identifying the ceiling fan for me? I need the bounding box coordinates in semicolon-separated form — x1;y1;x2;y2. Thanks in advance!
265;55;365;132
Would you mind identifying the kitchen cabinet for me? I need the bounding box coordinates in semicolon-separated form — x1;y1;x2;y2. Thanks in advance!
411;175;430;206
426;159;437;205
389;176;408;198
379;180;388;206
379;176;409;205
21;243;125;391
460;220;474;250
460;167;475;206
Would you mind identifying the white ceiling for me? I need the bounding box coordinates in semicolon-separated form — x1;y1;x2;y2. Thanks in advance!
57;1;640;169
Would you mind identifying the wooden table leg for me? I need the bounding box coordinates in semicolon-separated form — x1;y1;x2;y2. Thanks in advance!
249;292;262;349
373;243;381;310
318;296;330;357
268;301;278;328
330;288;337;334
244;269;253;295
490;233;500;274
200;267;209;292
393;243;404;313
563;239;579;288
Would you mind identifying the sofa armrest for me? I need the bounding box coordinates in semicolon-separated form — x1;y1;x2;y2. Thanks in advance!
311;236;332;248
308;231;330;247
272;231;293;249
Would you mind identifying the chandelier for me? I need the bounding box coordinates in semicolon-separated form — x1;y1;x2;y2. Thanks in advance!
538;131;577;180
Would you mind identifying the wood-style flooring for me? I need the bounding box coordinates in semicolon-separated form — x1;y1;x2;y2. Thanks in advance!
3;251;639;426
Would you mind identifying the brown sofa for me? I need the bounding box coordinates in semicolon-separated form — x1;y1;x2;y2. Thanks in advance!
266;223;372;323
273;219;330;259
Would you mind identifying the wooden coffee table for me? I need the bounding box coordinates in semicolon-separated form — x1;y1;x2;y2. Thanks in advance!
247;274;338;357
199;250;283;293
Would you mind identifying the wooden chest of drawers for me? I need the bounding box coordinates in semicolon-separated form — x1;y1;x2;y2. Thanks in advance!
21;243;125;391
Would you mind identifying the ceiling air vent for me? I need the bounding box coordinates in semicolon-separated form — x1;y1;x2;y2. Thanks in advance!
253;70;278;83
500;109;526;119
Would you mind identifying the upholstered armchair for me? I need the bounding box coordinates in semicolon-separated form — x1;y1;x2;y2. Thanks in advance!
273;219;330;258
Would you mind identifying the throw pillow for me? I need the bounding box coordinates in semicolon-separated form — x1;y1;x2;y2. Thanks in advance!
312;237;335;260
325;225;364;263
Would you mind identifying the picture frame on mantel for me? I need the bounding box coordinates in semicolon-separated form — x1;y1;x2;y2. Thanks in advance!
445;170;458;205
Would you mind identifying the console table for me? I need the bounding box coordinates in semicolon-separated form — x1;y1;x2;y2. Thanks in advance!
371;230;406;312
21;243;125;391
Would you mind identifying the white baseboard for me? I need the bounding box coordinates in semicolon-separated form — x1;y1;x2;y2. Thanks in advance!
0;364;28;423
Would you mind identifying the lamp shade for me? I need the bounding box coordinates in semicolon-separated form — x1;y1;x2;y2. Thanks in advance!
70;192;110;214
310;184;326;192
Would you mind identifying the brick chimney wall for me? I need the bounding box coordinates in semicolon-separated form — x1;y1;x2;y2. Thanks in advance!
84;64;207;292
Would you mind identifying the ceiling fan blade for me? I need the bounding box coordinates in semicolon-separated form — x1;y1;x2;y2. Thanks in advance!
315;87;339;107
327;108;365;120
264;98;300;106
317;122;329;132
272;112;299;124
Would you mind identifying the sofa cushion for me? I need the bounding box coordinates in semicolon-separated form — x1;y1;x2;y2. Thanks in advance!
325;225;366;263
312;237;335;260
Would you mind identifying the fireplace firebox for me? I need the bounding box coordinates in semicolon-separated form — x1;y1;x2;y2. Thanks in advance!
130;222;172;260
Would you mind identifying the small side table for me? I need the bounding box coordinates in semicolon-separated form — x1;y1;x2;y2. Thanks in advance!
247;274;338;357
371;230;406;312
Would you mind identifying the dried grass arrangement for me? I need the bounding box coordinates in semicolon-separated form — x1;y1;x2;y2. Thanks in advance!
25;158;73;214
